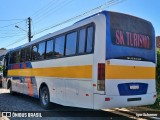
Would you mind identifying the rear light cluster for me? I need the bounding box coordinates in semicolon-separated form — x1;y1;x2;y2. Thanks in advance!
153;94;156;98
97;63;105;91
105;97;110;101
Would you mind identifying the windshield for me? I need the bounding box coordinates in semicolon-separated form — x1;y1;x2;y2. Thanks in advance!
106;12;155;63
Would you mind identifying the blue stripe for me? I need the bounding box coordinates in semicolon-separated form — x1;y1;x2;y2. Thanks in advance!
8;62;32;70
20;63;23;69
26;62;32;68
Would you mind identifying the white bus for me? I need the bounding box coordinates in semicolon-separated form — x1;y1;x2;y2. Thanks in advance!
3;11;156;109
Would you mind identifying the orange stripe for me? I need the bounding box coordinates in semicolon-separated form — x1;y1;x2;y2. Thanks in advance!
23;63;33;96
26;77;33;96
23;63;27;69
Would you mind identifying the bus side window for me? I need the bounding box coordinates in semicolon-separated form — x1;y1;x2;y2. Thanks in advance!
46;39;54;59
16;50;20;63
10;52;15;64
12;52;17;64
37;42;46;60
32;45;38;61
86;26;94;53
54;36;65;57
20;48;26;62
78;28;86;54
65;32;77;56
25;47;31;61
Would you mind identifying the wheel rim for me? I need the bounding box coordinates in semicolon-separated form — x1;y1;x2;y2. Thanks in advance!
41;90;48;106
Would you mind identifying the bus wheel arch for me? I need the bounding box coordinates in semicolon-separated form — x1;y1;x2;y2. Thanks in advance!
39;83;51;109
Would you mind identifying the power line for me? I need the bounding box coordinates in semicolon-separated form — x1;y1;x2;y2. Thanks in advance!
5;37;27;48
34;0;126;35
0;28;27;34
5;0;126;48
34;0;74;24
0;34;26;38
0;19;25;21
0;32;26;35
31;0;57;18
32;18;36;36
32;0;65;22
0;20;26;29
33;0;72;23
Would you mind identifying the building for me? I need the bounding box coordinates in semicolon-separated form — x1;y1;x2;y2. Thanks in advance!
0;49;7;56
0;49;7;66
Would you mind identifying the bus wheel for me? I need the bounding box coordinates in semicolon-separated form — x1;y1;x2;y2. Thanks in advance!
7;80;11;89
9;81;16;95
40;86;51;109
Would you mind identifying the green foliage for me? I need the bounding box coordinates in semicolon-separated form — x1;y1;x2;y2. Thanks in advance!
148;49;160;109
0;66;2;71
156;49;160;93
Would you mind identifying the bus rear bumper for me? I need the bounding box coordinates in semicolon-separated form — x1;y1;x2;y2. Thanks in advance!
93;92;157;109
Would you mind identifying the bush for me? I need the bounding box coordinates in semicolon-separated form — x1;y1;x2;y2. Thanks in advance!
156;50;160;93
0;66;2;71
148;49;160;109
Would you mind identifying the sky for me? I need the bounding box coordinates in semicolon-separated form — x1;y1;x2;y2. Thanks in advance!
0;0;160;49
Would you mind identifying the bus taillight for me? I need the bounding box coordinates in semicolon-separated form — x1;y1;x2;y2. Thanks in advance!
153;94;156;98
97;63;105;91
105;97;111;101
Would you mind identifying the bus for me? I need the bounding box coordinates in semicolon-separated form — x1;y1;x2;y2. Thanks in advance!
2;11;156;109
0;55;4;87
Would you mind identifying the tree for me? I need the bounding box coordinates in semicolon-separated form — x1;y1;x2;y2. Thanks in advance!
0;48;6;50
0;66;3;71
156;49;160;93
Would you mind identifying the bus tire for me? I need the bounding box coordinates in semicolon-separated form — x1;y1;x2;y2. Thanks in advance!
7;80;11;89
40;86;51;109
9;81;16;95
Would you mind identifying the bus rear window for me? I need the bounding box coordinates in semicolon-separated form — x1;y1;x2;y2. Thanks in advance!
110;12;153;50
106;12;155;63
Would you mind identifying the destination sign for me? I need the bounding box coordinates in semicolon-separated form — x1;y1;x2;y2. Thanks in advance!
111;29;152;49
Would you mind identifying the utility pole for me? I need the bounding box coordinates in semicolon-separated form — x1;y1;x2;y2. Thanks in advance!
28;17;32;42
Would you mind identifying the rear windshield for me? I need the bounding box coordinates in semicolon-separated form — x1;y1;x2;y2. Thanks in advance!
106;12;155;63
110;12;153;50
